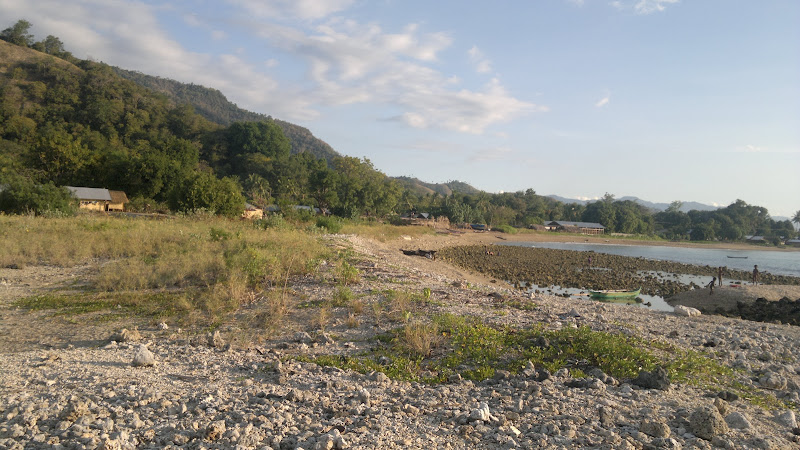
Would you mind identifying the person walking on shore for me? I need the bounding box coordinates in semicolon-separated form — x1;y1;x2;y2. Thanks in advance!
718;266;724;286
752;265;759;286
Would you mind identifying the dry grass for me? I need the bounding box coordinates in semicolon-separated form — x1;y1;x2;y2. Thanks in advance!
1;214;330;327
400;320;443;358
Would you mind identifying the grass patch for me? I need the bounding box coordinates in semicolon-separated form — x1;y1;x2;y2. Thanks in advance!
332;286;355;307
15;291;192;320
294;313;788;408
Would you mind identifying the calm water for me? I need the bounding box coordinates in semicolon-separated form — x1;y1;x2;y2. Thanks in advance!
504;242;800;277
501;241;800;312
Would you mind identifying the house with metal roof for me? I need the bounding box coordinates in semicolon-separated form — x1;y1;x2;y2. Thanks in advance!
545;221;605;235
65;186;112;211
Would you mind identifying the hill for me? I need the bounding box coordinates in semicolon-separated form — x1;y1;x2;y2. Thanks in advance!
546;194;720;213
112;67;341;164
392;177;481;197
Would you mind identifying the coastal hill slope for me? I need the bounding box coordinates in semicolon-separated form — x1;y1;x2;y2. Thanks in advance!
112;67;342;164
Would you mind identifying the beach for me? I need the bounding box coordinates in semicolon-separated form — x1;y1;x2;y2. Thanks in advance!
1;230;799;448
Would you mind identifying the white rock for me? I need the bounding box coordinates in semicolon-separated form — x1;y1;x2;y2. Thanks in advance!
725;412;752;429
131;344;155;367
674;305;701;317
775;410;797;428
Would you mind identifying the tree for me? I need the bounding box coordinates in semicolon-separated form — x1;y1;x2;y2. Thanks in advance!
28;125;93;185
0;175;76;215
1;20;35;47
666;200;683;213
793;210;800;227
245;173;272;207
169;171;244;217
40;35;68;56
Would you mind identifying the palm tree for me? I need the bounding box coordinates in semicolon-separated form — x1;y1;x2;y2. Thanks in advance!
793;210;800;230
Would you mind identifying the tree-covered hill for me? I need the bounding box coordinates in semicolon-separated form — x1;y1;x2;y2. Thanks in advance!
0;26;400;219
112;67;340;164
393;176;480;197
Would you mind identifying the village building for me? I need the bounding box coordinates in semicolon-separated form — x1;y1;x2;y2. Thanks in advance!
107;190;129;212
65;186;112;211
242;203;264;220
545;221;605;235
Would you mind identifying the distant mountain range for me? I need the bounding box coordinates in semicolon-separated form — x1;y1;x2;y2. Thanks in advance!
545;195;720;213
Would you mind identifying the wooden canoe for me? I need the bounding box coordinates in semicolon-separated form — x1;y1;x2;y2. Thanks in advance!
588;288;641;300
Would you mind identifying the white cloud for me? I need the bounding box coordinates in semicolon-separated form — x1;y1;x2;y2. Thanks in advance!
468;45;493;74
606;0;679;14
259;20;540;132
633;0;679;14
595;94;610;108
0;0;540;130
228;0;355;21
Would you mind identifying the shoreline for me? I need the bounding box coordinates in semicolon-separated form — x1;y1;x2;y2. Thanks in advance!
480;230;798;252
402;227;800;254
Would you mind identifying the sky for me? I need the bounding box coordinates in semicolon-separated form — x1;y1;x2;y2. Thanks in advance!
1;0;798;218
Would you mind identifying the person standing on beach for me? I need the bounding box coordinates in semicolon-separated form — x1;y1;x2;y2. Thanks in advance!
752;265;759;286
718;267;724;286
706;277;716;295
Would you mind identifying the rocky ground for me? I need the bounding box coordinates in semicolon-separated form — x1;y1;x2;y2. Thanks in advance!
1;232;800;449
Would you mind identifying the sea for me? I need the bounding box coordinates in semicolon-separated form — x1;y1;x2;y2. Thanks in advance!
501;241;800;312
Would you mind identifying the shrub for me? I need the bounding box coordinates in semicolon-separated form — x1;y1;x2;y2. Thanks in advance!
316;216;343;234
494;224;518;234
0;176;76;215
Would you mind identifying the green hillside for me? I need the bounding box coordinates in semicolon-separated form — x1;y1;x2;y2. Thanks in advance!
112;67;340;164
0;34;400;219
393;176;480;197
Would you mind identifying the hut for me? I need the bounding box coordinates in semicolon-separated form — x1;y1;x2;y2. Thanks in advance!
546;221;605;235
242;203;264;220
107;190;129;212
65;186;112;211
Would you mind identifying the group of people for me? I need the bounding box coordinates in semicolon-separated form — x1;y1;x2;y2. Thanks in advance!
706;264;759;295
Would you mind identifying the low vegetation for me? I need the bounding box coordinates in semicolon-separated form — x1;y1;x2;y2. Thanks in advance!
4;214;329;327
296;313;787;409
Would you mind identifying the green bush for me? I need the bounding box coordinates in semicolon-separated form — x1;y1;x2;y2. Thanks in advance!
494;224;518;234
0;176;76;215
316;216;343;233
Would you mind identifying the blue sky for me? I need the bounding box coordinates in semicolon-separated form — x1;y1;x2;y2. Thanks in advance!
2;0;798;217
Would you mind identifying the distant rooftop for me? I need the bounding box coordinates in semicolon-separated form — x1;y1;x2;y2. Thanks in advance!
65;186;112;201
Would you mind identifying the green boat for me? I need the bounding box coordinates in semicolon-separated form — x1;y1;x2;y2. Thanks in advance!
588;288;641;301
